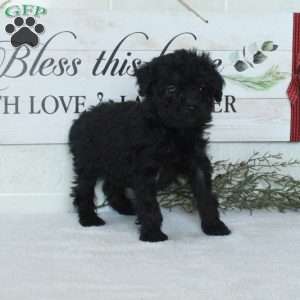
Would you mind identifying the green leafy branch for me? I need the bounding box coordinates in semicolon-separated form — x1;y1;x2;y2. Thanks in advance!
97;153;300;213
158;153;300;213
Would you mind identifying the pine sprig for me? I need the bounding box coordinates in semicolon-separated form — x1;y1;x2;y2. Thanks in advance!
97;153;300;213
157;153;300;213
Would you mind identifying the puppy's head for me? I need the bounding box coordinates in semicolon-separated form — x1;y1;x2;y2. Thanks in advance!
135;49;224;128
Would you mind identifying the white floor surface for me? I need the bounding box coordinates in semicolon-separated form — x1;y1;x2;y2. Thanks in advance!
0;209;299;300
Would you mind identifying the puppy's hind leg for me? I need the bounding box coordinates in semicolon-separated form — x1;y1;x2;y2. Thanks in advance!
103;181;136;215
72;175;105;226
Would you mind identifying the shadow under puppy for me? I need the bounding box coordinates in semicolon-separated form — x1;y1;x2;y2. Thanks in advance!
69;49;231;242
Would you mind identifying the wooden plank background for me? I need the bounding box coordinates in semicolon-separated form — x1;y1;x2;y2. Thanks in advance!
0;11;292;143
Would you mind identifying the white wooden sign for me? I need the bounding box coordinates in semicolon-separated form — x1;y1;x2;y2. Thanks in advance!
0;7;293;144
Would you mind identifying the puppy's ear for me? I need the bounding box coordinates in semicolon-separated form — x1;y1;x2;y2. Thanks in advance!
135;63;153;97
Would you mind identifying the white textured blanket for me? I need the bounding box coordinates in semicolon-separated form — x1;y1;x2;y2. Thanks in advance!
0;210;299;300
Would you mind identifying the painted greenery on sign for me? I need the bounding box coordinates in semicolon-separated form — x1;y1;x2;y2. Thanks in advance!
224;41;288;90
225;65;287;91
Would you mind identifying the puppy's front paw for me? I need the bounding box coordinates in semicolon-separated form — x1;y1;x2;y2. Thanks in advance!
140;229;168;242
79;214;105;227
202;220;231;236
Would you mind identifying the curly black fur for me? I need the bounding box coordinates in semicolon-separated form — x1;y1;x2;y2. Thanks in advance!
69;49;231;242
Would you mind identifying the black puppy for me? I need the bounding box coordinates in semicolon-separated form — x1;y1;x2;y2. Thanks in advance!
69;49;231;242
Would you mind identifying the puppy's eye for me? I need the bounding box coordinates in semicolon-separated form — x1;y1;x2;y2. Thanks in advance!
166;85;177;95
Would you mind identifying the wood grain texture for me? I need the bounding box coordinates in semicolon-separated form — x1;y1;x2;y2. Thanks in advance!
0;11;293;143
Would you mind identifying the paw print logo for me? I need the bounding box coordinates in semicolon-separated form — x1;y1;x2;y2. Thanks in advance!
5;17;45;48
